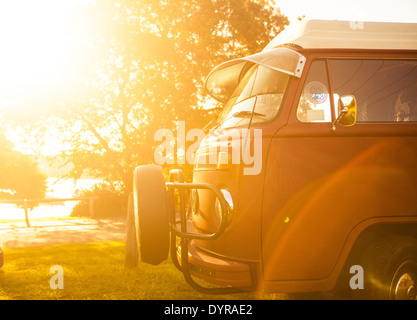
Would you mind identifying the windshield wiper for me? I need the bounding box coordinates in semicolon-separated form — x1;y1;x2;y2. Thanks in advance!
231;110;266;118
208;110;266;133
203;119;218;133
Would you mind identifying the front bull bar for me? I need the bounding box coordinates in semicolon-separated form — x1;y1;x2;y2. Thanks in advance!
167;169;256;294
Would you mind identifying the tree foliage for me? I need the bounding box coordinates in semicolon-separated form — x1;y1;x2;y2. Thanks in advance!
4;0;288;193
0;132;46;203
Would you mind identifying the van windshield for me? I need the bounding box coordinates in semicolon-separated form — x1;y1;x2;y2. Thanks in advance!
216;64;290;129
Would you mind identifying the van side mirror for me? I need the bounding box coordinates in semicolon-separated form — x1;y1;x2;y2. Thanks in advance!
331;95;357;131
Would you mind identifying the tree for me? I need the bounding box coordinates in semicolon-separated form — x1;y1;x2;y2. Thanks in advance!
0;132;47;204
4;0;289;194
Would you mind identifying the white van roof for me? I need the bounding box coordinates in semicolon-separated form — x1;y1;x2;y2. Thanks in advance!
265;20;417;51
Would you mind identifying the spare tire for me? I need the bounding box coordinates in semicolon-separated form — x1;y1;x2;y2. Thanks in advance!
133;165;169;265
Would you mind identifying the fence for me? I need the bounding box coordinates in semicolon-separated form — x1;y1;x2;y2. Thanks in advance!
0;197;99;227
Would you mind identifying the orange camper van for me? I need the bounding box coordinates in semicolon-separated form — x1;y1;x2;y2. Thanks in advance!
126;20;417;300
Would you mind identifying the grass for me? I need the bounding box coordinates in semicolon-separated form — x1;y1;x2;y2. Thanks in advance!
0;241;286;300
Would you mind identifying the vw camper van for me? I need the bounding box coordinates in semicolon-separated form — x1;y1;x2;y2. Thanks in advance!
126;20;417;300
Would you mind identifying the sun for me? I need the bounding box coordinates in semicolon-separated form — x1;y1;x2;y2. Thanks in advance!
0;0;93;155
0;0;88;100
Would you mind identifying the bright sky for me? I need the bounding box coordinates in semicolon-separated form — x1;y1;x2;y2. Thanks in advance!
277;0;417;24
2;0;417;157
0;1;76;88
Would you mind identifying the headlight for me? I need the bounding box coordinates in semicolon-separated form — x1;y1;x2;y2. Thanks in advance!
214;189;234;224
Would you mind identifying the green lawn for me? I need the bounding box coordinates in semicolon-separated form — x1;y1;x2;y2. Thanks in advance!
0;241;285;300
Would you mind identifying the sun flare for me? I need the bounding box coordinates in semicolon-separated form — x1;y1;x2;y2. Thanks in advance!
0;0;88;100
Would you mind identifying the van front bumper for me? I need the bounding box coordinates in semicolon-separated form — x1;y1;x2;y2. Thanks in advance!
176;240;255;289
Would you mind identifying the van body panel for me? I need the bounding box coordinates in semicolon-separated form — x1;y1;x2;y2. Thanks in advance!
192;131;268;261
262;50;417;283
265;20;417;51
261;216;417;293
262;134;417;281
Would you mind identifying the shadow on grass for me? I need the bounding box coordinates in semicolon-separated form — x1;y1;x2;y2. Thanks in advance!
0;241;282;300
0;219;126;248
0;241;343;300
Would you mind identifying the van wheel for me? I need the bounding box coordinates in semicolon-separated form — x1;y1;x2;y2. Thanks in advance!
125;193;139;268
354;235;417;300
133;165;169;266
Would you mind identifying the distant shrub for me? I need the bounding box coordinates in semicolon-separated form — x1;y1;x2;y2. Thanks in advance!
0;133;47;209
71;182;128;218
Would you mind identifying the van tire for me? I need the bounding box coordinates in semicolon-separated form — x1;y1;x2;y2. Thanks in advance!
133;165;169;266
353;235;417;300
125;193;139;268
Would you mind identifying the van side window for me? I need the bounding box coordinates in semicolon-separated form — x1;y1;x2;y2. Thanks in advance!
297;60;332;123
329;59;417;122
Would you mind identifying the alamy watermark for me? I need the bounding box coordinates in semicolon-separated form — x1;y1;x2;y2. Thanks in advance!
349;265;364;290
154;121;263;175
50;265;64;290
348;6;365;30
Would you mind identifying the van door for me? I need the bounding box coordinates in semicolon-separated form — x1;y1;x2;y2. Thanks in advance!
262;53;417;282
